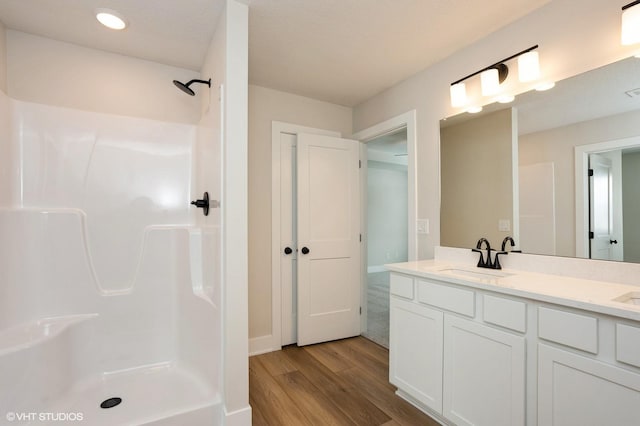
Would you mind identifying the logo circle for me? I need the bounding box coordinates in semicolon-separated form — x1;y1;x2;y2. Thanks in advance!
6;412;15;422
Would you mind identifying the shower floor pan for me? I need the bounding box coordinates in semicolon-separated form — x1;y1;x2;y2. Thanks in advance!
45;363;221;425
0;316;220;426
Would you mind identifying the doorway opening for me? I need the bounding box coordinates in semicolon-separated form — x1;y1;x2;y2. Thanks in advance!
363;128;408;347
576;136;640;262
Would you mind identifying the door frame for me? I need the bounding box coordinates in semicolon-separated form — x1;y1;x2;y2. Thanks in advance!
575;135;640;258
351;110;418;334
269;121;341;353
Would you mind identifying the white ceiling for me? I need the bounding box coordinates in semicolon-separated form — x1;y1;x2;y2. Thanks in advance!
0;0;551;107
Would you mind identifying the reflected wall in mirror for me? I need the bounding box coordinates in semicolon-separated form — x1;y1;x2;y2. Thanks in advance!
440;108;516;249
440;56;640;264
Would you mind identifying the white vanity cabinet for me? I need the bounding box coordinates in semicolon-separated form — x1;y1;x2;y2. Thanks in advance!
388;267;640;426
389;273;526;425
536;308;640;426
389;296;443;413
443;315;525;426
538;343;640;426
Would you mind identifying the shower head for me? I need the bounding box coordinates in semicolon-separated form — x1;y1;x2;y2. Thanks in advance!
173;78;211;96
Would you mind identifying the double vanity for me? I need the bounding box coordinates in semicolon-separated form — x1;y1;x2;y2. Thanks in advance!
386;248;640;426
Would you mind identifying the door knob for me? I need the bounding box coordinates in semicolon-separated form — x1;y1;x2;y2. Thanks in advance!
610;239;618;245
301;247;310;255
284;247;293;255
191;192;210;216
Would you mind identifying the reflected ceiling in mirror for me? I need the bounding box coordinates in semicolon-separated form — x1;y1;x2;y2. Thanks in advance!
440;56;640;264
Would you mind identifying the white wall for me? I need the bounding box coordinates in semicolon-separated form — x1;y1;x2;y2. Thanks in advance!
353;0;640;260
7;31;201;124
519;108;640;257
622;151;640;263
0;21;9;207
0;90;9;207
220;1;251;424
248;84;352;340
0;20;7;93
367;160;408;269
440;108;514;249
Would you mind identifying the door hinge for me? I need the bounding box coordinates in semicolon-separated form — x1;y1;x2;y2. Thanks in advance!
359;233;362;242
589;231;594;239
359;307;362;315
588;169;594;177
359;160;362;169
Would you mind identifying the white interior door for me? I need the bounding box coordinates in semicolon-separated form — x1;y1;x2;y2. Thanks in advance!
280;133;298;346
296;133;361;346
589;153;615;260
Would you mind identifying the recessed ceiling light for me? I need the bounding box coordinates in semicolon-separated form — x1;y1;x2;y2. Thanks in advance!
467;106;483;114
96;8;127;30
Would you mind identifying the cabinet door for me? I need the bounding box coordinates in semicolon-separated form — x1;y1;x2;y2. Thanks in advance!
538;344;640;426
390;297;443;414
443;315;525;426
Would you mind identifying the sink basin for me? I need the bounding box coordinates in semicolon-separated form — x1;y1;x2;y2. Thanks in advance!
613;292;640;305
437;268;512;280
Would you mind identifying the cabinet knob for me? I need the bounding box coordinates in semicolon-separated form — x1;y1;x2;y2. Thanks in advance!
301;247;310;255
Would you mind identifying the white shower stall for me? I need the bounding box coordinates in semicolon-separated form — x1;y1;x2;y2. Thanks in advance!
0;1;249;425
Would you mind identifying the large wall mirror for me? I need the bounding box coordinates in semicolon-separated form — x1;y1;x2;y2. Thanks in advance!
440;56;640;264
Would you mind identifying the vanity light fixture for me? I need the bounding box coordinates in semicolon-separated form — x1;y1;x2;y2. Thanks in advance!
535;81;556;91
96;9;128;30
518;50;540;82
450;82;467;107
450;45;539;108
496;94;515;104
622;1;640;46
480;64;508;96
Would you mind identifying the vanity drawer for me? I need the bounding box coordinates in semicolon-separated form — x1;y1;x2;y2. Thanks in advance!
483;294;526;333
616;323;640;368
538;307;598;354
417;280;475;317
390;273;415;299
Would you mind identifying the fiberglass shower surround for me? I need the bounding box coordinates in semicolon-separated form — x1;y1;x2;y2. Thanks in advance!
0;92;223;425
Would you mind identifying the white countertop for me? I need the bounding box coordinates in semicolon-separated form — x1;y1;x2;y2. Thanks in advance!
386;259;640;322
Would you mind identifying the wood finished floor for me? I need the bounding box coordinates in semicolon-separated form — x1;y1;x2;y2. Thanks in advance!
249;336;439;426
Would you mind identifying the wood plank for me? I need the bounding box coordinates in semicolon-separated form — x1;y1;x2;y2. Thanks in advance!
251;348;298;376
249;356;312;425
304;341;354;372
327;338;392;389
344;334;389;364
250;337;439;426
249;394;270;426
339;366;440;426
283;344;392;426
273;370;357;425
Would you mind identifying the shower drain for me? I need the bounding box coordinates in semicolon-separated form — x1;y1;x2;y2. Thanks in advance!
100;397;122;409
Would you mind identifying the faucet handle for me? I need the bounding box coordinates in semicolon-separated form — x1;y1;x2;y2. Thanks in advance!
493;250;508;270
472;248;487;267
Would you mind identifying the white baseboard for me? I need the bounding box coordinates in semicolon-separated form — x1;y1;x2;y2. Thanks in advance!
224;405;252;426
367;265;387;274
249;334;279;356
